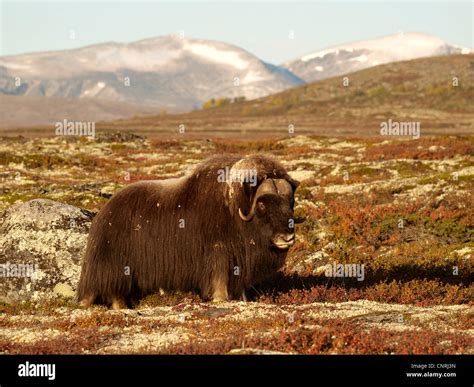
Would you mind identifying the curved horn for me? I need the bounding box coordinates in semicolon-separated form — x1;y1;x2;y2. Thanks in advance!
238;207;254;222
237;179;277;222
274;179;293;199
286;176;300;190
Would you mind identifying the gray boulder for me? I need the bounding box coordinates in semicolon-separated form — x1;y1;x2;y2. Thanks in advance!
0;199;94;303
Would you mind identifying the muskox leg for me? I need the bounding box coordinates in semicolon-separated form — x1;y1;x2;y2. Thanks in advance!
241;290;247;302
211;274;228;302
111;297;128;310
79;294;95;308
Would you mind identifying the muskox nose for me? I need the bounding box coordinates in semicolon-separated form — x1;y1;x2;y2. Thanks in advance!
272;233;296;250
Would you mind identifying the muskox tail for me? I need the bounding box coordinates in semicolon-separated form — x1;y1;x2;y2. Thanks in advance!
77;239;137;307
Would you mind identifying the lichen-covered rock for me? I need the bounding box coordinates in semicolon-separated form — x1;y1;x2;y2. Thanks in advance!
0;199;94;302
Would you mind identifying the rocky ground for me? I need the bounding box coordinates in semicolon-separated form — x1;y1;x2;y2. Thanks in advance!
0;132;472;354
0;299;472;354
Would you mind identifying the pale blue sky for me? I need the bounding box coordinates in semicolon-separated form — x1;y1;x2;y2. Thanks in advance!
0;1;472;64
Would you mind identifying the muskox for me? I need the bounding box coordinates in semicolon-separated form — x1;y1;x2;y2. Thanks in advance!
77;155;302;309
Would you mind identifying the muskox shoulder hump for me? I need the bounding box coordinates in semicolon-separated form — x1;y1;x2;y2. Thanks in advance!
116;176;188;198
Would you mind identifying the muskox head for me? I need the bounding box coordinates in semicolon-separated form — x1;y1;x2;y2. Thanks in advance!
238;177;304;250
226;156;304;250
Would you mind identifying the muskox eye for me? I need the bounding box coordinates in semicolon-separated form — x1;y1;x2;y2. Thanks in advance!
257;202;266;214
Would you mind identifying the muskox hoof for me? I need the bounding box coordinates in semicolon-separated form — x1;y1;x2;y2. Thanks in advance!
111;297;128;310
211;297;228;303
79;295;95;308
211;288;228;303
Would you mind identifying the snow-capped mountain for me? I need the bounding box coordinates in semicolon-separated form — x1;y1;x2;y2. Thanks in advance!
0;35;303;111
283;32;471;82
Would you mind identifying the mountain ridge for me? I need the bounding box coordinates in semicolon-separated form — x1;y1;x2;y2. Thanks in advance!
0;32;471;130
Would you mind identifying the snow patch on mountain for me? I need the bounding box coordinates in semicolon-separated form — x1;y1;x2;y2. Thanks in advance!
182;42;249;70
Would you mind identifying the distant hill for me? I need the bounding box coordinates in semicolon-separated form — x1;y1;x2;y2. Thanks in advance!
283;32;471;83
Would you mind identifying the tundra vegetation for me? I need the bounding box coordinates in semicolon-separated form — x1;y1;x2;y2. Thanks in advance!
0;132;472;354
